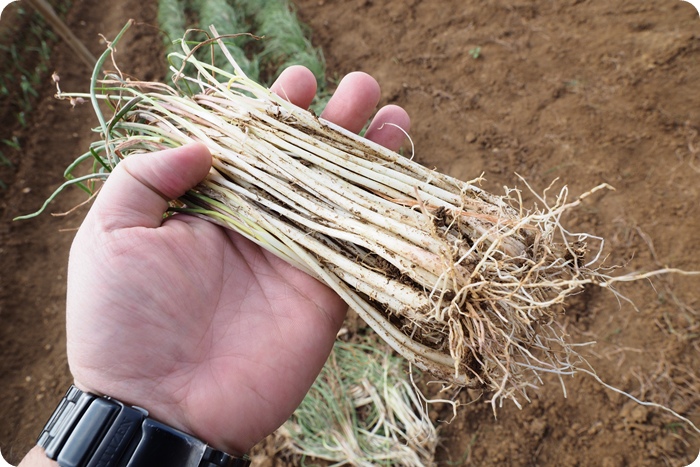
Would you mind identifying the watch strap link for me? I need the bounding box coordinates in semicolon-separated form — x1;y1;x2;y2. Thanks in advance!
38;385;95;460
38;386;250;467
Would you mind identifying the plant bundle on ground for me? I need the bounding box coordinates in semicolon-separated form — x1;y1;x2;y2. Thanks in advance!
22;23;699;418
275;341;438;466
157;0;324;88
236;0;325;84
158;0;259;79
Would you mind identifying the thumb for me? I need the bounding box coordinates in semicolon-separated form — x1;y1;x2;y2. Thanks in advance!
88;143;212;230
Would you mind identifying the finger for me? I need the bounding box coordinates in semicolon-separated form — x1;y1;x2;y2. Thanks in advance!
364;104;411;152
270;65;317;109
321;72;381;134
89;143;212;231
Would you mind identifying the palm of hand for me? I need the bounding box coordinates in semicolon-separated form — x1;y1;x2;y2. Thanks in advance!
65;67;410;455
68;210;345;453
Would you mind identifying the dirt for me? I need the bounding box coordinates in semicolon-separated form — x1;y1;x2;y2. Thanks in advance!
1;0;699;465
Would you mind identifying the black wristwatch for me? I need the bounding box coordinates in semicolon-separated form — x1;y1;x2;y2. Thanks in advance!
37;385;251;467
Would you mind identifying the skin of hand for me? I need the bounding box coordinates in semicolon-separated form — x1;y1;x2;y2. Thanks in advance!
59;66;410;457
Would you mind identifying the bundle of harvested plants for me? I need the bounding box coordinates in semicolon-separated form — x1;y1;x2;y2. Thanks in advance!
22;23;696;414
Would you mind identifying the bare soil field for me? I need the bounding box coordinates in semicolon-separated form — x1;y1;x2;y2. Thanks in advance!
1;0;699;465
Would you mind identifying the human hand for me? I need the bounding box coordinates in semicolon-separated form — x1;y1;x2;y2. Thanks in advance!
65;66;410;455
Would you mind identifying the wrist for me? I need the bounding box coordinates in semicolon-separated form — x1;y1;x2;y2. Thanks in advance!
18;446;57;467
36;385;250;466
70;382;242;455
69;381;183;432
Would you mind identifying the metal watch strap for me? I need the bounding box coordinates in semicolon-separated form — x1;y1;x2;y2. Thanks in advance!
37;385;251;467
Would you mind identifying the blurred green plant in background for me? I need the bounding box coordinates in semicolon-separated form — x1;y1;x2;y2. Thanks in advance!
157;0;326;99
0;2;68;189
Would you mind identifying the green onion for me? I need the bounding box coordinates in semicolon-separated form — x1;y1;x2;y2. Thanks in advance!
25;23;699;412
